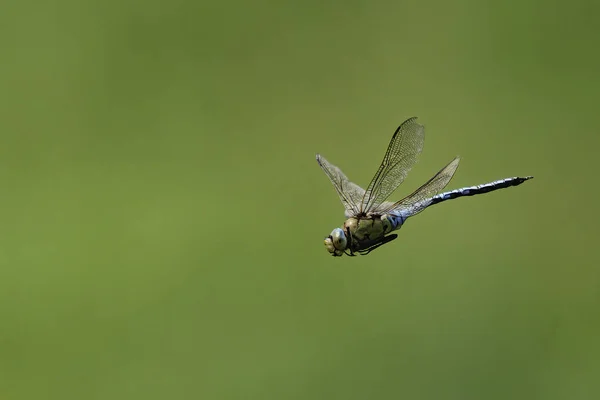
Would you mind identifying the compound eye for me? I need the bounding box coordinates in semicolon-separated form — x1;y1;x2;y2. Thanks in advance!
330;228;347;250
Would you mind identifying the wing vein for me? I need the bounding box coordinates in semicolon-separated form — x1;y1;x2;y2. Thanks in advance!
361;117;425;214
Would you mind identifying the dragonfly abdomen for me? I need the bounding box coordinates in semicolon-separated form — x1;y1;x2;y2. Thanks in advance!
430;176;533;206
382;211;407;233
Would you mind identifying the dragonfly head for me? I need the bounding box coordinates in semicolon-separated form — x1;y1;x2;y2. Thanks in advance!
324;228;347;256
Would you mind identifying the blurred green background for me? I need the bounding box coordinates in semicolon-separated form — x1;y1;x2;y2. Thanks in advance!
1;0;599;399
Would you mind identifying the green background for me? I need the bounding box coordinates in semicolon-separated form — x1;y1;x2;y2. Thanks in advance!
1;0;598;399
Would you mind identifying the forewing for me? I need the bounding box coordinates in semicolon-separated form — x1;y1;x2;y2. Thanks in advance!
378;156;460;216
361;117;425;214
316;154;365;217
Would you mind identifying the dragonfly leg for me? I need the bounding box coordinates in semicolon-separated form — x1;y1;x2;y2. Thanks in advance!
358;234;398;255
344;226;357;256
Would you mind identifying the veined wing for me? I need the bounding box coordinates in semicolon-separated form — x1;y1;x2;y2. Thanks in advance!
361;117;425;214
377;156;460;216
316;154;366;217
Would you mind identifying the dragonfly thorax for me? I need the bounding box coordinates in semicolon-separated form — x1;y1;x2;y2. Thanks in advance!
345;216;388;247
324;215;400;256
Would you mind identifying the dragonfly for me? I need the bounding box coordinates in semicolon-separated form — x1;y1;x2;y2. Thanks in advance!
316;117;533;257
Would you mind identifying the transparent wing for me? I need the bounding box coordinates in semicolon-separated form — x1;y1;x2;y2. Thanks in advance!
316;154;366;217
378;156;460;216
361;117;425;214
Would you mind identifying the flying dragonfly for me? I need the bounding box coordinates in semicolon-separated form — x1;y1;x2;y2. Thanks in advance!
316;117;533;257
